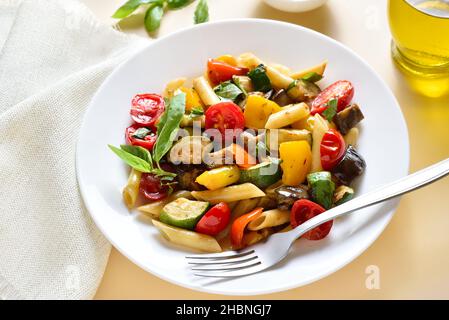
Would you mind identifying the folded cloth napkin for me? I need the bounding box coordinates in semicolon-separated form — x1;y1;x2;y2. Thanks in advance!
0;0;148;299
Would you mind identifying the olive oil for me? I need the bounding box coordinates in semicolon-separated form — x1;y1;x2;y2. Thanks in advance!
388;0;449;96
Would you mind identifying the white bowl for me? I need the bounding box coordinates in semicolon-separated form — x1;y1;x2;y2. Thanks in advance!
263;0;328;12
76;19;409;295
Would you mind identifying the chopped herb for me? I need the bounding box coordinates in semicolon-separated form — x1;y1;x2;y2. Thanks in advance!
131;127;152;139
322;98;338;122
214;81;245;103
248;64;272;92
189;107;204;118
301;72;323;83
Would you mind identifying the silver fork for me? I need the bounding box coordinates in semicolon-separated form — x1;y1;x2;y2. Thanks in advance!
186;158;449;278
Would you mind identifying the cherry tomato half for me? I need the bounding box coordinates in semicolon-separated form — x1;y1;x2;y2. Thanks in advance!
290;199;332;240
205;102;245;140
125;125;157;150
320;129;346;171
311;80;354;115
139;173;169;201
130;93;165;128
207;59;249;85
195;202;231;236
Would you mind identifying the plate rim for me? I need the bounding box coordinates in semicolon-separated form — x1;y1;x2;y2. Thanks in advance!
76;18;410;296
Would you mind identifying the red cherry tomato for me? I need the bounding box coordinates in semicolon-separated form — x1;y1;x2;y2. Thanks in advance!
207;59;249;85
320;129;346;171
205;102;245;140
125;125;157;150
290;199;332;240
130;93;165;128
195;202;231;236
139;173;169;201
311;80;354;115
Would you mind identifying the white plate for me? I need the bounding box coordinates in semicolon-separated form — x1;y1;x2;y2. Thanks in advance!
76;19;409;296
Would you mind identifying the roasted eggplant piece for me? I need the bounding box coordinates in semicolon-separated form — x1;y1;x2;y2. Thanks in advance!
271;89;293;107
286;79;321;102
273;185;309;210
332;145;366;185
333;104;364;135
175;166;206;191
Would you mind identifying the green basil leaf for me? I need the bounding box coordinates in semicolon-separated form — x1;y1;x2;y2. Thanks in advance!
153;93;186;163
112;0;157;19
301;72;323;83
131;127;152;139
108;145;153;173
144;4;164;33
190;107;204;117
194;0;209;24
120;144;152;164
248;64;272;92
322;98;338;122
167;0;193;9
214;81;244;102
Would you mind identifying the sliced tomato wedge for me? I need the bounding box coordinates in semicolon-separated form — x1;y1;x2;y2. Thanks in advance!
231;207;264;249
125;125;157;150
311;80;354;115
207;59;249;85
320;129;346;171
130;93;165;128
290;199;332;240
139;173;169;201
195;202;231;236
205;102;245;141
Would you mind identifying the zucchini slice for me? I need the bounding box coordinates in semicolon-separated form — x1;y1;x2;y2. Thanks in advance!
159;198;209;230
239;160;282;189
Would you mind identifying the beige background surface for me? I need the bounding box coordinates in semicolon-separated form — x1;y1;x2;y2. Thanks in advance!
81;0;449;299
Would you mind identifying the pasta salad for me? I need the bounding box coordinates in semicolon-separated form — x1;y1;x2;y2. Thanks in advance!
109;53;366;253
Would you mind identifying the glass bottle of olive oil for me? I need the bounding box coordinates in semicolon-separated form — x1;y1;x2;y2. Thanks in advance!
388;0;449;96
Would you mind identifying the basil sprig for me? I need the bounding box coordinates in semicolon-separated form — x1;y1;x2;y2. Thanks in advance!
113;0;209;33
108;145;154;173
248;64;272;93
153;92;186;163
322;98;338;122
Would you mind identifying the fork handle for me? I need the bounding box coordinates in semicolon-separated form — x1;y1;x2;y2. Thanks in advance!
288;158;449;242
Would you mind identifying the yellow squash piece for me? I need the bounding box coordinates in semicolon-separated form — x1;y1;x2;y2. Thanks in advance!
279;141;312;186
244;95;282;129
179;87;204;112
195;165;241;190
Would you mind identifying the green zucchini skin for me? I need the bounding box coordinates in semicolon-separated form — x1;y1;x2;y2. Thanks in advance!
159;198;209;230
239;161;282;189
307;171;335;210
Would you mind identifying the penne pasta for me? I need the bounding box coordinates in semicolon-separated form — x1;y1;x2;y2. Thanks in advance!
243;228;273;247
122;169;142;209
238;52;263;69
265;65;295;89
191;183;265;204
232;198;261;218
152;220;222;253
265;103;309;129
290;61;328;79
138;190;193;218
344;127;359;147
163;77;186;98
247;209;290;231
270;63;291;76
311;114;329;172
193;76;220;106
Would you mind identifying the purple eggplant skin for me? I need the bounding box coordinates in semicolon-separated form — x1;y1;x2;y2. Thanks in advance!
332;145;366;185
333;104;365;135
273;185;310;211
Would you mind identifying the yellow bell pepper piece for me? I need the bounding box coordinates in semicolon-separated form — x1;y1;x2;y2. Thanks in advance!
195;166;241;191
279;141;312;186
244;95;282;129
179;87;204;112
215;54;237;66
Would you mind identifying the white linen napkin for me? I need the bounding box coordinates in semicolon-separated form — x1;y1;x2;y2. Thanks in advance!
0;0;148;299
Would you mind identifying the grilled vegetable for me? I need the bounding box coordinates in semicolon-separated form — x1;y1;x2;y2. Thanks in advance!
286;79;321;102
273;185;309;210
195;165;241;190
159;198;210;230
334;185;354;205
176;166;205;191
333;104;365;135
239;159;282;189
243;94;282;129
332;145;366;185
279;140;312;186
307;171;335;209
271;89;293;107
